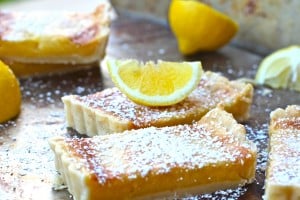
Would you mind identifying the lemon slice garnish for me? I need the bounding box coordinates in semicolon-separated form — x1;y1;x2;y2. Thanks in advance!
255;45;300;91
106;58;203;106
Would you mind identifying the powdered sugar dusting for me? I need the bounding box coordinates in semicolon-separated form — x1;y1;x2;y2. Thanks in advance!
268;107;300;186
74;72;248;128
64;119;256;189
186;187;248;199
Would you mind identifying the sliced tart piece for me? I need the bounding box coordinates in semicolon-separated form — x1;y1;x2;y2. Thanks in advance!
49;107;257;200
265;105;300;200
62;71;253;136
0;2;112;76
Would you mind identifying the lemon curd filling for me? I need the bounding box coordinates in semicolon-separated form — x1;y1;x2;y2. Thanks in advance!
0;39;101;59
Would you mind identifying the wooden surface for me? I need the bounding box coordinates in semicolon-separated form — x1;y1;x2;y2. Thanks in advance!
1;2;300;200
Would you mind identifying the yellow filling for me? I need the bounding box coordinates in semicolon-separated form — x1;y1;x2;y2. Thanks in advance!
0;37;100;59
86;157;255;199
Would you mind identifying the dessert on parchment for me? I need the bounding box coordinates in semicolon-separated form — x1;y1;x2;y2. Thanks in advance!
49;107;257;200
62;71;253;136
0;1;112;76
265;105;300;200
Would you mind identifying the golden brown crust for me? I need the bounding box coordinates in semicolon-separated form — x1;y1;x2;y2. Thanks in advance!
49;107;257;200
270;105;300;131
62;71;253;136
265;105;300;200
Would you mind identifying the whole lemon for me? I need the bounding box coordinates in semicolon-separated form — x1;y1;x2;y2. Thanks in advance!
0;60;21;123
169;0;239;55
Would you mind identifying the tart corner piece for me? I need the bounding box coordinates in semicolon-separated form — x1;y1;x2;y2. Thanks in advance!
49;137;90;200
61;95;133;137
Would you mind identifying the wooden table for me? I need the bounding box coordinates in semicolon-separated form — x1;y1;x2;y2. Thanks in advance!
1;1;299;199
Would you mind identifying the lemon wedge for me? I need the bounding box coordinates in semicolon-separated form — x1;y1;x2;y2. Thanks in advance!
0;60;21;123
168;0;238;55
255;46;300;91
106;58;203;106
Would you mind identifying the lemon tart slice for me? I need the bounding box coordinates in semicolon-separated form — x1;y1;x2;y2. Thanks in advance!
265;105;300;200
62;71;253;136
0;2;112;76
49;107;257;200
